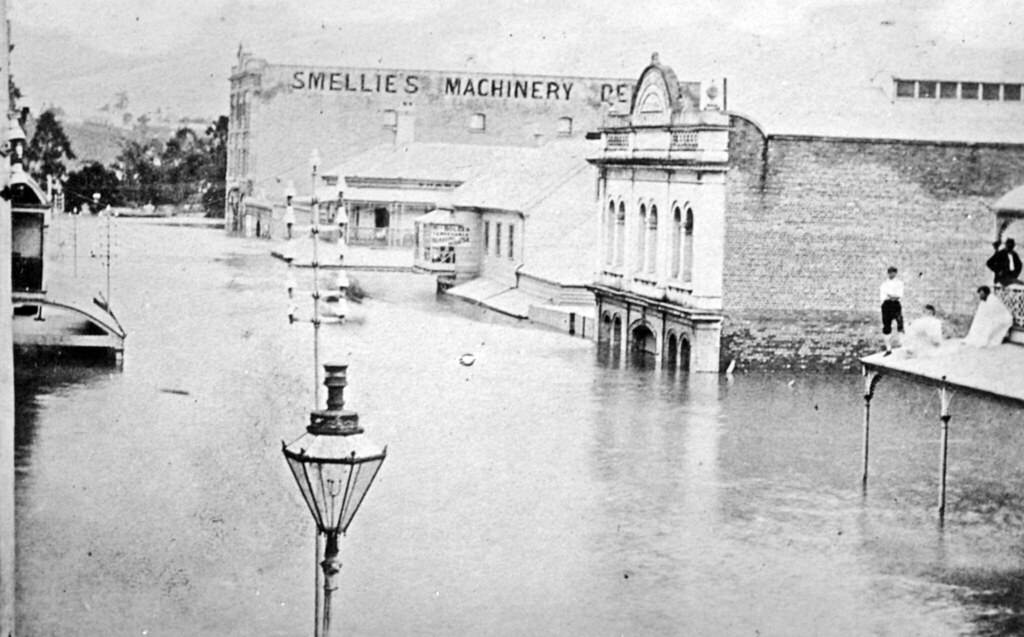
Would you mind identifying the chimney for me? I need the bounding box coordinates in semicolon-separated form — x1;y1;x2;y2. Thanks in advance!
395;100;415;145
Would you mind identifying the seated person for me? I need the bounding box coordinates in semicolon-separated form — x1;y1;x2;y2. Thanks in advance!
904;304;944;356
963;286;1014;347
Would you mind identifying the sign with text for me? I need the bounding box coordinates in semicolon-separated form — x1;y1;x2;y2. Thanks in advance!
430;224;470;246
280;67;634;105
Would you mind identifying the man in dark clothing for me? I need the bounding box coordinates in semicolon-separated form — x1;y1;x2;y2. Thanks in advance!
987;238;1022;286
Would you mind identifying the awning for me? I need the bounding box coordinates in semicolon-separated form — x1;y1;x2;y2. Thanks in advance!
414;208;458;225
862;342;1024;404
993;184;1024;216
338;186;441;206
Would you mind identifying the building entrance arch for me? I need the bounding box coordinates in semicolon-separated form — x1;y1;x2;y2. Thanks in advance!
630;321;657;357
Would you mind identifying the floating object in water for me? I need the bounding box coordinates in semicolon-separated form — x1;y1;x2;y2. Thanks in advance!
159;388;190;396
459;353;476;367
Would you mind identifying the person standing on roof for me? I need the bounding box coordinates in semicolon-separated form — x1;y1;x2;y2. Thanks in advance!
986;238;1022;286
879;266;904;356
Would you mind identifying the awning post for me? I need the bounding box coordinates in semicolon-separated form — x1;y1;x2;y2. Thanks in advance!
937;380;954;523
861;368;882;492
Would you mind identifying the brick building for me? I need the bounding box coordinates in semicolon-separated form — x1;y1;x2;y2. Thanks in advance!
224;45;632;232
593;55;1024;371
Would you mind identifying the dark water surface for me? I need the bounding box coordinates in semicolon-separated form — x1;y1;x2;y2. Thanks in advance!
14;217;1024;636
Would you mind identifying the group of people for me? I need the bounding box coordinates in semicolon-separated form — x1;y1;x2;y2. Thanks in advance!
879;238;1019;357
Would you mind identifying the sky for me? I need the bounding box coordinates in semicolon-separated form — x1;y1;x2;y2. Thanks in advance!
9;0;1024;120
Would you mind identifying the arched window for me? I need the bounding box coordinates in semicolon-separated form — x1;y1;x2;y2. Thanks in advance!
615;202;625;267
646;204;658;273
683;208;694;282
671;206;682;279
635;204;647;273
605;200;616;265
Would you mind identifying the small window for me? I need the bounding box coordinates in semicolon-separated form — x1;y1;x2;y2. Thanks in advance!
983;83;1001;100
961;82;979;99
508;224;514;258
557;117;573;136
494;222;502;256
469;113;486;132
917;81;937;98
382;109;397;127
1005;84;1022;101
895;80;915;98
939;82;958;99
484;221;490;251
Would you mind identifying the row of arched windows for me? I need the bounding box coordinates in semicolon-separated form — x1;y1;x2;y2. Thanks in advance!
604;199;693;281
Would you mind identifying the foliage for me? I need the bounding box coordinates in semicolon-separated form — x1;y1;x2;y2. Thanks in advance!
200;115;228;216
63;162;122;212
114;115;228;214
25;109;76;183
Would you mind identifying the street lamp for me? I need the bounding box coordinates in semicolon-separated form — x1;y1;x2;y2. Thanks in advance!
283;363;387;637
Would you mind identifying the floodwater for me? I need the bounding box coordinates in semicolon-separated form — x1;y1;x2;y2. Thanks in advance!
13;216;1024;636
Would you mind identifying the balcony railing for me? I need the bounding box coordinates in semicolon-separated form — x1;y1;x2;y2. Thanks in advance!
349;227;416;248
606;132;629;150
996;283;1024;330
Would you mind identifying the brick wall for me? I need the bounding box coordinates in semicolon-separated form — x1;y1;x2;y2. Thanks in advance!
722;115;1024;369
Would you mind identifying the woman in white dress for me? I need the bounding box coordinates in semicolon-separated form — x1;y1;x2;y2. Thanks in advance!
963;286;1014;347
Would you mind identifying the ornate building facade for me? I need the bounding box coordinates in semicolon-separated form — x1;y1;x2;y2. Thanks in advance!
589;55;728;372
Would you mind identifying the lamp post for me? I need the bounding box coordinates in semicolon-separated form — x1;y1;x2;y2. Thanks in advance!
93;191;114;307
309;149;322;405
283;363;387;637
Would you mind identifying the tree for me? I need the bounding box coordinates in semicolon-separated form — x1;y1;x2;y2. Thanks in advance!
64;162;122;212
25;109;75;183
115;139;162;205
201;115;228;216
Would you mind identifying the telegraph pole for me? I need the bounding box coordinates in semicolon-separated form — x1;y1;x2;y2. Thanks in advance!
0;0;18;633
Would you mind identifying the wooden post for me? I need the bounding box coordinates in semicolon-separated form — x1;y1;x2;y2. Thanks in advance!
937;381;953;523
0;0;16;634
861;368;881;492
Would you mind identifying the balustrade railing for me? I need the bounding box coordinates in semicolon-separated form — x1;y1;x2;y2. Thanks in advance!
606;132;629;150
348;227;416;247
996;283;1024;329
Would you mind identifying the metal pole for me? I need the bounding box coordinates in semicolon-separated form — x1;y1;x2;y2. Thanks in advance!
311;164;320;409
320;532;342;637
73;210;78;277
314;531;324;637
861;370;881;491
0;0;17;632
937;382;953;523
105;209;111;305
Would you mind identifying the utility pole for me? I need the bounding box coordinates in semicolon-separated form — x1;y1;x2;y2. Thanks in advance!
0;0;18;634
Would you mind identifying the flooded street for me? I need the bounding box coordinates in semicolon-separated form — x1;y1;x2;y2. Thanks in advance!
13;216;1024;636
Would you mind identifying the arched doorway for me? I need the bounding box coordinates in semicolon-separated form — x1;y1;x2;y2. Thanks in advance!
665;332;678;368
679;337;691;372
631;322;657;357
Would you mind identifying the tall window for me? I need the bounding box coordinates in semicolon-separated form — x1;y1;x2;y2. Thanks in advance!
495;222;502;256
635;204;647;273
646;205;658;273
682;208;694;282
508;224;515;258
484;221;490;253
615;202;625;267
671;206;682;279
605;200;616;265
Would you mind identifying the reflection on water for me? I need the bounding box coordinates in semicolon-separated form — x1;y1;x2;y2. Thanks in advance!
13;218;1024;636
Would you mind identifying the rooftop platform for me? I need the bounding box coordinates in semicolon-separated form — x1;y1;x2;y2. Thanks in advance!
861;342;1024;405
